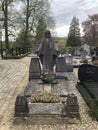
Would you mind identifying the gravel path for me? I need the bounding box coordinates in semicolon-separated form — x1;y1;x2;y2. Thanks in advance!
0;57;98;130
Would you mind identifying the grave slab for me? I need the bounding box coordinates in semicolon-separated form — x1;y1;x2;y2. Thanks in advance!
24;79;70;96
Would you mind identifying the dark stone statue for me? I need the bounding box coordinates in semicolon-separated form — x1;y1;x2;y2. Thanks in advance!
36;30;58;71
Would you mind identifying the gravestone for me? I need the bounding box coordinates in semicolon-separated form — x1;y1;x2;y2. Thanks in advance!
65;55;73;72
82;43;90;56
77;64;98;99
81;50;87;60
92;56;98;62
74;47;81;56
78;64;98;82
56;57;67;79
29;58;41;80
77;63;98;121
92;47;98;62
93;47;98;56
14;30;80;123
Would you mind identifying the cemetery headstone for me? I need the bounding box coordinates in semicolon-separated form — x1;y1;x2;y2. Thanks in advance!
92;47;98;62
78;64;98;82
74;47;81;56
14;30;80;123
82;43;90;56
81;50;87;60
56;57;67;78
65;55;73;72
77;64;98;121
93;47;98;56
77;64;98;99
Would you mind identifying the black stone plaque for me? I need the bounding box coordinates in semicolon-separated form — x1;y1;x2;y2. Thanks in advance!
78;64;98;82
29;58;41;80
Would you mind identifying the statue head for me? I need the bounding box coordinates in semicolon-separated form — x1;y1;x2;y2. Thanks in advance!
45;30;51;38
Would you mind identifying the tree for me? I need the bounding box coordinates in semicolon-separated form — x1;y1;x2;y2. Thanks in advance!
1;0;14;49
67;16;81;47
0;0;55;49
21;0;54;33
34;17;46;43
15;0;54;48
82;14;98;46
15;29;33;47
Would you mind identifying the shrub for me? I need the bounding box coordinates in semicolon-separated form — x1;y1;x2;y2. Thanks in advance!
86;98;98;120
41;70;55;84
3;52;31;59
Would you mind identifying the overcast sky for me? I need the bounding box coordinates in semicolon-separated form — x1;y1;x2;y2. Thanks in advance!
50;0;98;37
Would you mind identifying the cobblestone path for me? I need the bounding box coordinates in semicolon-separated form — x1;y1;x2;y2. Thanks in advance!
0;60;27;120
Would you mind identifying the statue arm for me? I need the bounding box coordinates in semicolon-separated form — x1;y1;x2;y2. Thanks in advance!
35;41;44;56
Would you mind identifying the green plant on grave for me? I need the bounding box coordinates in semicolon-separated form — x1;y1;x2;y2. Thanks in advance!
40;70;55;84
86;98;98;119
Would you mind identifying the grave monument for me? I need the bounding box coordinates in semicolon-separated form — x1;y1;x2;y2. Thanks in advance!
14;30;80;124
77;63;98;120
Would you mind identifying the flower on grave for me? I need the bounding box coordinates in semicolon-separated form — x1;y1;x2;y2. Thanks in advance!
30;93;60;103
41;70;55;84
92;60;98;66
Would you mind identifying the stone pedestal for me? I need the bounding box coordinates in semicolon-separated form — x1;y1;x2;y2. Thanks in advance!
28;103;61;115
14;95;28;117
29;58;41;80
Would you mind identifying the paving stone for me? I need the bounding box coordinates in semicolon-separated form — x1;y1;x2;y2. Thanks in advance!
0;60;27;119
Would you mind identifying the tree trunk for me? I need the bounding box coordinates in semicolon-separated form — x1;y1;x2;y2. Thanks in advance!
5;0;9;49
25;0;29;41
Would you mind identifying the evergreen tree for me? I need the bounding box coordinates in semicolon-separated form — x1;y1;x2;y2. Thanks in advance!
67;16;81;47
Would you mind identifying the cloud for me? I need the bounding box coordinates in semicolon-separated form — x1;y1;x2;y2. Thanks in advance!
55;25;70;37
51;0;98;37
